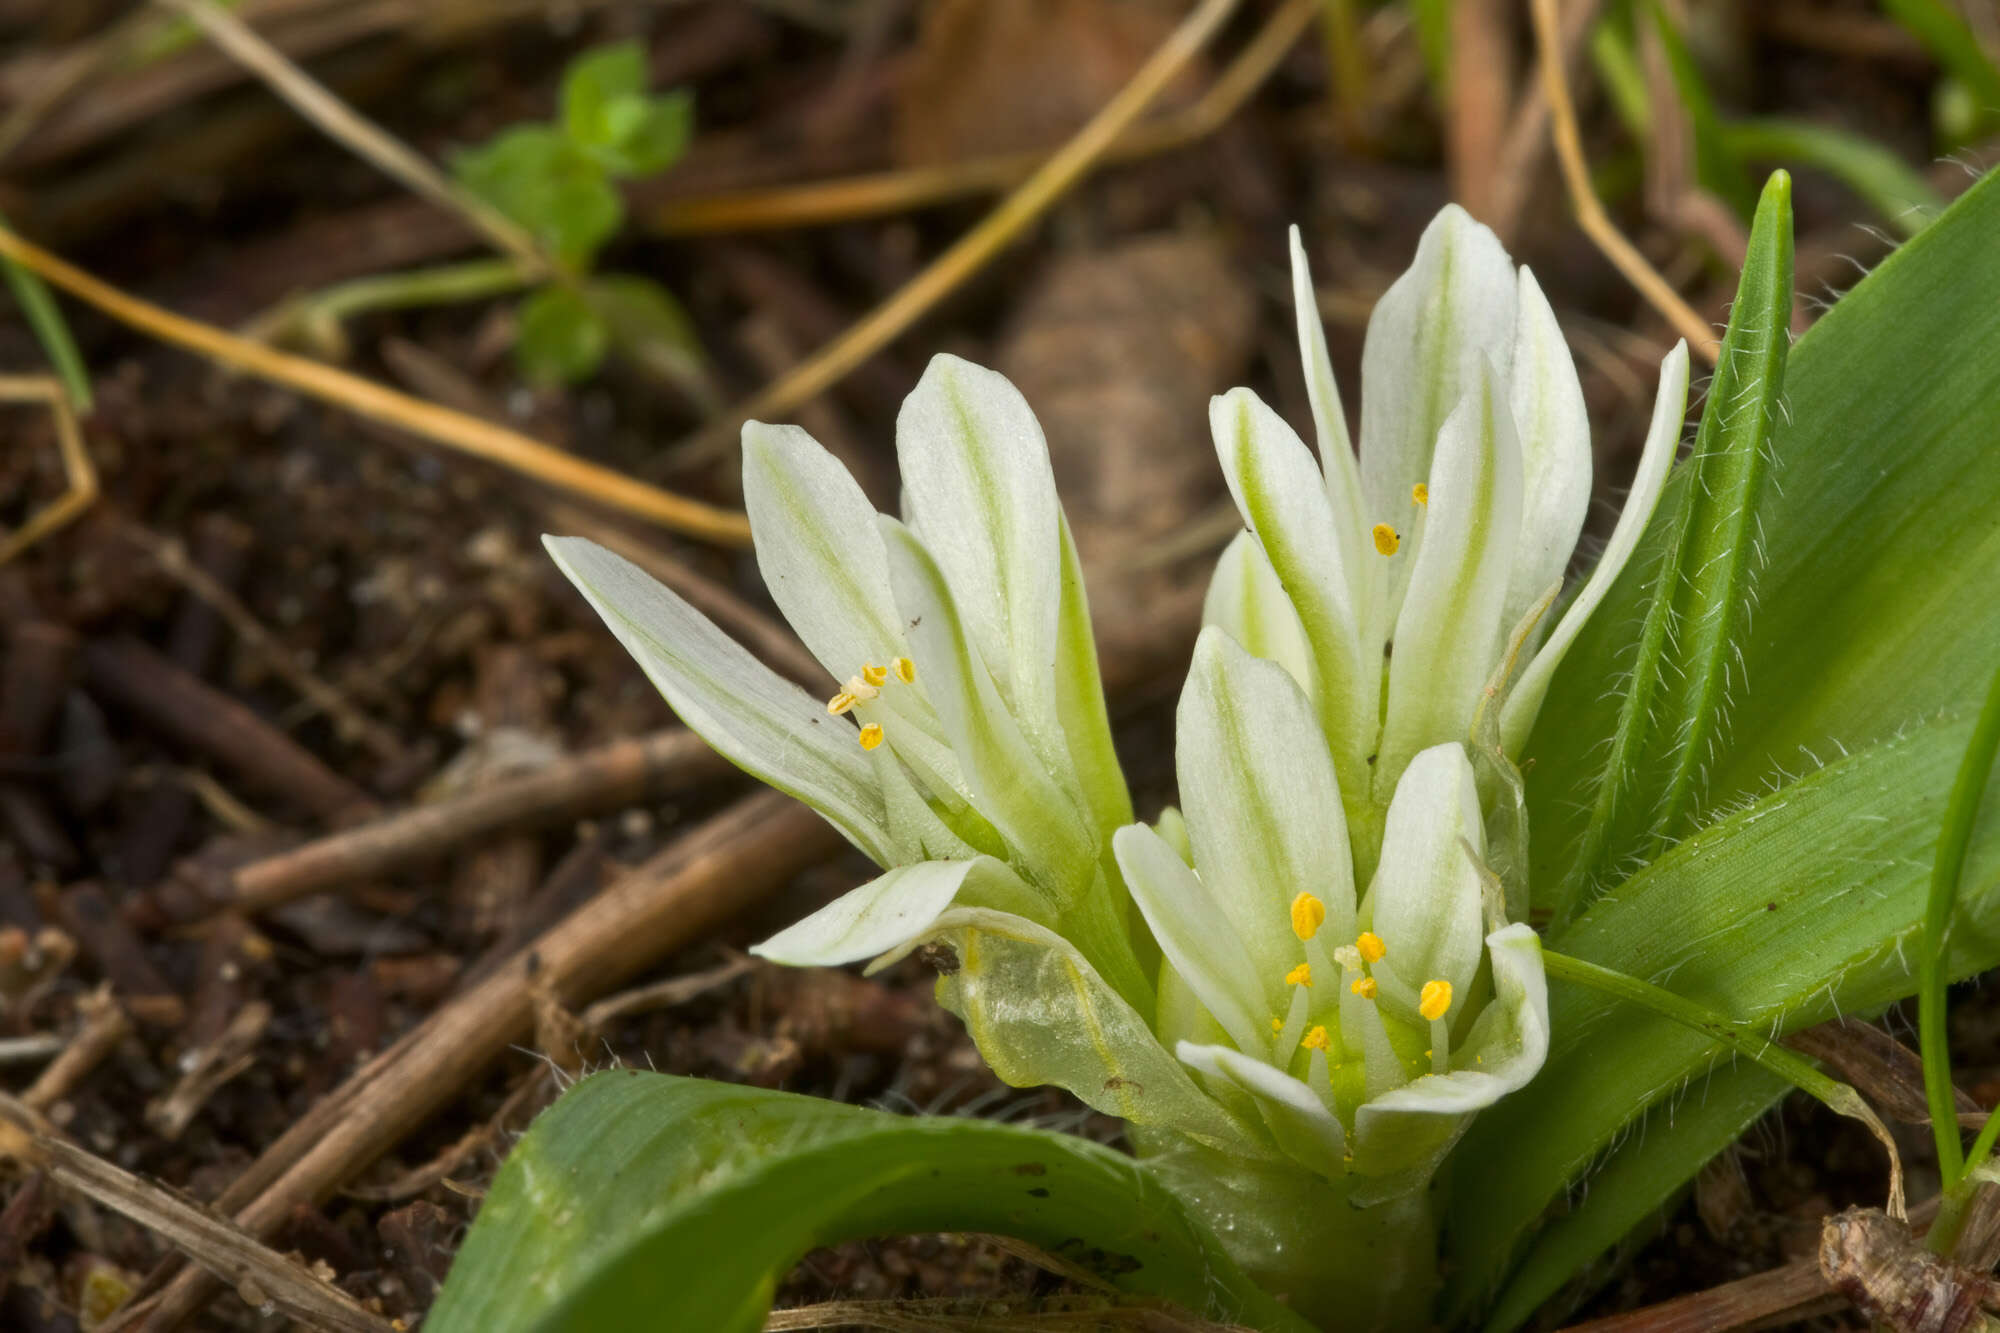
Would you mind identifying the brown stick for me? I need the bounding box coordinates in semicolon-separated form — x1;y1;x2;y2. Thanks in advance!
0;1096;394;1333
19;984;129;1111
83;634;375;825
120;791;839;1331
223;729;728;916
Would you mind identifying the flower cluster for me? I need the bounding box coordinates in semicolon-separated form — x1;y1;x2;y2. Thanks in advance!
547;206;1692;1314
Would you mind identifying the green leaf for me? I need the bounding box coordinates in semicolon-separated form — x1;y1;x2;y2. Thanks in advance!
514;285;608;384
1548;171;1792;923
0;209;91;410
560;41;693;177
453;125;621;268
581;273;703;386
1882;0;2000;130
1527;163;2000;886
1462;161;2000;1324
1722;118;1946;238
1446;711;2000;1327
428;1071;1312;1333
559;41;647;146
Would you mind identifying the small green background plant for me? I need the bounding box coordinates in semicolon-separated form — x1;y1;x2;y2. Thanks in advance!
451;40;702;390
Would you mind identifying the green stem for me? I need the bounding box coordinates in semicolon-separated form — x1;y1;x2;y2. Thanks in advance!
1541;948;1902;1211
304;256;539;324
1921;659;2000;1252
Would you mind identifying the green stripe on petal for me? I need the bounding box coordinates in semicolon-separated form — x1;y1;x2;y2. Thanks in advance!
544;536;905;866
1362;743;1487;1010
1502;267;1592;635
1202;531;1315;700
1211;387;1378;805
1113;823;1268;1056
1290;226;1376;635
1177;1042;1349;1181
753;857;1043;969
1503;342;1690;753
877;517;1094;903
1178;628;1357;1004
1376;362;1523;794
896;355;1068;775
1359;203;1519;613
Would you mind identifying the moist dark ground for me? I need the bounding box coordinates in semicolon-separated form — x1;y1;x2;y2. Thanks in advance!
0;2;1991;1329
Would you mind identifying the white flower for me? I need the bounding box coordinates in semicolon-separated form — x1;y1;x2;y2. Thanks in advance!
1205;207;1691;845
545;353;1149;1002
1114;627;1548;1199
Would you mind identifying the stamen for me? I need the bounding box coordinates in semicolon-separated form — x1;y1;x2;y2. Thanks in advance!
826;691;859;716
1331;944;1362;971
1301;1025;1331;1053
861;663;889;687
1284;962;1312;988
858;723;885;751
1290;892;1326;941
1412;482;1429;506
1418;979;1452;1022
1270;1016;1284;1034
1356;931;1386;964
892;657;917;683
1372;523;1400;556
1349;976;1377;999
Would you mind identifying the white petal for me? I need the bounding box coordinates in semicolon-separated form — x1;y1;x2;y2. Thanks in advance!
1210;388;1378;786
741;421;905;681
1201;531;1315;699
545;536;903;865
1362;743;1486;1010
1359;204;1519;590
1113;823;1268;1055
1376;360;1523;791
753;856;1041;968
878;517;1094;900
1290;226;1375;628
1178;1042;1349;1180
1350;923;1548;1190
1502;267;1592;635
1051;512;1132;839
896;355;1066;766
1178;629;1357;994
1503;342;1691;753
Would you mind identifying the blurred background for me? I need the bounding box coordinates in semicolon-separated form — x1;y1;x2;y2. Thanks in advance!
0;1;1995;1328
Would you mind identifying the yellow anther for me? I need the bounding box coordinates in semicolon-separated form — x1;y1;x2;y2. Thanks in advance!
1290;892;1326;941
858;723;885;751
827;691;858;716
1419;979;1453;1022
861;663;889;687
1356;931;1386;964
1349;976;1378;1000
1412;482;1429;506
1284;962;1312;988
1301;1025;1331;1053
892;656;917;683
1372;523;1400;556
1270;1016;1284;1034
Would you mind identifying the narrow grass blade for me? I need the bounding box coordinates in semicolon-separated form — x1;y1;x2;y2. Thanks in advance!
1723;118;1946;237
429;1072;1312;1333
0;209;91;410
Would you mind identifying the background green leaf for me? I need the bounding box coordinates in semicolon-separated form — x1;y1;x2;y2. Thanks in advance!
429;1072;1312;1333
453;125;621;268
514;284;608;384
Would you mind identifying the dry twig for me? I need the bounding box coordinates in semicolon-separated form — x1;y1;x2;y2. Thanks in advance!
669;0;1253;461
0;374;97;568
1528;0;1717;361
0;226;753;546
